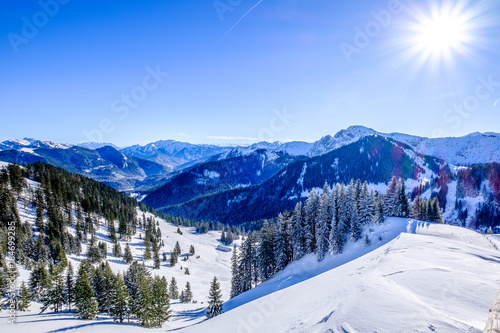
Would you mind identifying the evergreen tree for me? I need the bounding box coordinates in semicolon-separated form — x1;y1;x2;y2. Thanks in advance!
358;182;373;225
411;195;422;220
29;262;50;301
275;212;293;271
373;193;385;224
144;239;151;260
65;262;75;311
189;245;195;255
110;275;132;323
174;241;182;256
304;188;319;253
153;245;161;269
74;261;99;320
230;245;242;299
147;276;171;327
17;282;31;311
206;276;223;319
316;184;332;261
124;243;133;264
384;176;399;217
124;261;151;316
183;281;193;303
113;241;122;257
87;236;101;263
258;221;276;280
169;277;179;299
291;201;305;260
170;251;178;267
41;269;65;313
398;179;410;218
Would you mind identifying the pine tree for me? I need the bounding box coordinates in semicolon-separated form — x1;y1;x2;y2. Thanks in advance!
291;201;305;260
124;243;133;264
29;262;50;301
332;183;348;254
144;239;151;260
384;176;399;217
17;282;31;311
239;233;256;292
304;188;319;253
153;246;161;269
170;252;178;267
183;281;193;303
174;241;182;256
87;236;101;263
65;262;75;311
316;184;332;261
113;242;122;257
206;276;223;319
41;269;65;313
258;221;276;280
358;182;373;225
230;245;242;299
373;193;385;224
35;189;45;232
169;277;179;299
189;245;195;255
399;179;410;218
110;275;132;323
411;195;422;220
275;212;293;271
124;261;151;317
74;261;99;320
147;276;171;327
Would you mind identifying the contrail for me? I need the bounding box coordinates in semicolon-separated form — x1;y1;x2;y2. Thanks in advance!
494;99;499;107
219;0;264;41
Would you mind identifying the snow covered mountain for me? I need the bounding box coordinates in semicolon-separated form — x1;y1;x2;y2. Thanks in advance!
121;140;233;169
77;142;120;150
179;220;500;333
0;138;70;151
0;145;171;190
158;136;447;224
144;149;301;209
309;125;500;165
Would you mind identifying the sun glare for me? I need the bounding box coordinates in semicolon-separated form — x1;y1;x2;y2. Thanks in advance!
415;14;465;54
402;1;480;67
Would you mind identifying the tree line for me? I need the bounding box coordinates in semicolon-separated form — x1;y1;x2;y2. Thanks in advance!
230;177;443;298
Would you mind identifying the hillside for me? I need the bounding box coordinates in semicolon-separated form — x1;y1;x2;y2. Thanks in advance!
158;136;445;224
143;149;300;208
179;220;500;333
0;162;235;331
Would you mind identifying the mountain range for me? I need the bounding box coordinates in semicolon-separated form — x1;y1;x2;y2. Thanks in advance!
1;126;499;226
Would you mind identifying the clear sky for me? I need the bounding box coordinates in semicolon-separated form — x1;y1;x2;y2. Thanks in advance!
1;0;499;147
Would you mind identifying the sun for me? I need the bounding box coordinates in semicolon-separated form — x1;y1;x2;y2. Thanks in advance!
401;1;479;67
415;14;466;55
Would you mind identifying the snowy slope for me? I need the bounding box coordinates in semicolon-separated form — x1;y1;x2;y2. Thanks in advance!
0;175;236;332
179;220;500;333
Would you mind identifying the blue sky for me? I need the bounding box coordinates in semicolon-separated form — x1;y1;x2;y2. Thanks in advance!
1;0;499;147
